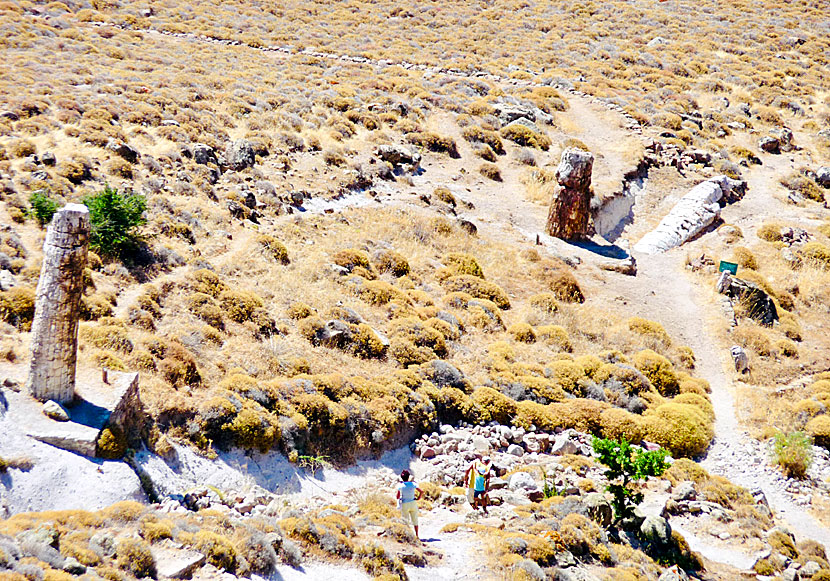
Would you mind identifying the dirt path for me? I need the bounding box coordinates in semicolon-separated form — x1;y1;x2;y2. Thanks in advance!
408;507;493;581
615;249;830;551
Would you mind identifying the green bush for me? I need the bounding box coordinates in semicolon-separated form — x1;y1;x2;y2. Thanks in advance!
372;249;410;277
97;425;128;459
227;403;279;453
466;387;517;424
28;190;59;227
219;289;264;323
773;431;813;478
508;323;536;343
257;234;290;264
443;252;484;278
593;437;669;522
83;185;147;258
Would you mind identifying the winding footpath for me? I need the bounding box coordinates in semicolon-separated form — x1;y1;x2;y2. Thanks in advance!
623;250;830;552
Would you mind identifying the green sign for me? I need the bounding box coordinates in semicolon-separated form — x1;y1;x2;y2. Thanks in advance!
719;260;738;275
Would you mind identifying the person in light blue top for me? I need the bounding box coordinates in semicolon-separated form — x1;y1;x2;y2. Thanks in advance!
396;469;423;540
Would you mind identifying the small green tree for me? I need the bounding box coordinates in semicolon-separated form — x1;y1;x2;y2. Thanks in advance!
773;430;812;478
82;185;147;259
28;190;58;227
592;437;669;523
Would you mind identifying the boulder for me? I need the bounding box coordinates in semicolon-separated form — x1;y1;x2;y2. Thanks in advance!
584;492;613;528
550;434;578;456
759;136;780;154
816;167;830;188
672;481;696;501
422;359;467;390
508;471;537;491
152;547;206;579
375;144;420;167
472;435;491;452
41;152;56;166
225;139;256;171
640;515;672;546
658;565;690;581
106;139;139;164
716;271;778;326
193;143;218;165
43;400;69;422
0;270;15;291
546;148;594;240
507;444;524;457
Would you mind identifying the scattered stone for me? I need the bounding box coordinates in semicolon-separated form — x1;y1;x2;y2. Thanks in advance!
816;167;830;188
550;434;578;456
421;360;467;390
106;139;139;163
730;346;749;373
62;557;86;575
41;152;56;166
458;219;478;235
153;547;206;579
508;471;537;491
42;400;69;422
507;444;524;457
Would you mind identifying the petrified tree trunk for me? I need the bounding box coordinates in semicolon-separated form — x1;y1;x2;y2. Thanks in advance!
27;204;90;403
546;148;594;239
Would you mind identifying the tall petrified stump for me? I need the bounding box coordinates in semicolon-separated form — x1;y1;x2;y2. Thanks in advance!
546;148;595;239
27;204;90;403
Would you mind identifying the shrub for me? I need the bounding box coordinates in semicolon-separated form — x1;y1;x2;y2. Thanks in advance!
757;223;783;242
227;403;279;452
501;124;551;150
28;191;59;227
372;249;410;277
479;162;502;181
406;131;459;157
256;234;289;264
633;350;679;396
287;302;314;319
627;317;671;348
802;242;830;269
443;252;484;278
0;286;36;330
536;325;572;352
82;185;147;259
528;292;558;314
508;323;536;343
461;126;505;154
539;263;584;302
806;415;830;448
773;431;813;478
643;403;713;457
140;519;174;543
593;437;669;522
433;187;457;206
467;387;517;424
351;324;388;359
219;290;263;323
334;249;372;272
194;531;237;572
80;322;133;353
359;280;410;305
731;246;758;270
97;425;127;459
116;539;156;579
781;173;824;202
443;275;510;309
599;408;644;444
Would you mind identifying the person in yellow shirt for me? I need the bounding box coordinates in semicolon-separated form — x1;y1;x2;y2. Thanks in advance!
464;455;493;514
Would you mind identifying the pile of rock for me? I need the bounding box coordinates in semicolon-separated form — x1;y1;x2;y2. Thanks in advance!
155;485;277;519
413;424;601;504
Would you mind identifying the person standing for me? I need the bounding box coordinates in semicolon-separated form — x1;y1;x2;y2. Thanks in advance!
396;469;423;540
465;455;493;514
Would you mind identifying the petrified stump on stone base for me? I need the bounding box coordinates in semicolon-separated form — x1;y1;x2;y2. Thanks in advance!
546;148;595;240
27;204;90;403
